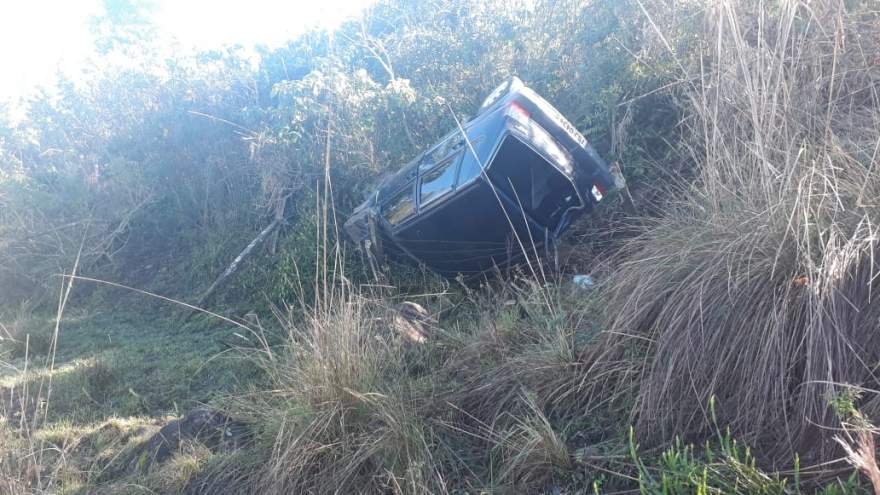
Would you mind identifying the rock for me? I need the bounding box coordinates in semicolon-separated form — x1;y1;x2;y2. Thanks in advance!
390;302;434;344
141;407;247;465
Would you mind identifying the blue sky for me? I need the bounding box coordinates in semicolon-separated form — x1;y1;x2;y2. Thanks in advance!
0;0;374;101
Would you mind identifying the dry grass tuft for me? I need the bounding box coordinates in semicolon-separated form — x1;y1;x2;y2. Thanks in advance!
837;429;880;495
241;290;448;494
594;0;880;466
493;393;573;490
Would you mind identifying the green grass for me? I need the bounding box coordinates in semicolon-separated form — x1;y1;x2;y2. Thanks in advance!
1;309;263;422
0;307;265;494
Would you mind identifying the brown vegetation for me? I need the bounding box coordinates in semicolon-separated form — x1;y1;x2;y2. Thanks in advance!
595;0;880;468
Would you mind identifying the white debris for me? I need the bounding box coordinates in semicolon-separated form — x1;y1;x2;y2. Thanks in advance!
572;274;595;289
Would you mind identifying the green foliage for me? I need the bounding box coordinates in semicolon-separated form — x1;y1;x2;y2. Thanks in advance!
1;0;686;310
629;425;868;495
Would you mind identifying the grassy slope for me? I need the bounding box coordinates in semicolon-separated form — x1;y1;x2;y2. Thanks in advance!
0;307;262;493
0;283;873;494
3;0;880;493
1;310;260;420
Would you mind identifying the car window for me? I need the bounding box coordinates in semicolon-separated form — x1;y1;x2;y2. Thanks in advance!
453;136;485;187
421;138;464;173
382;186;415;226
419;156;460;207
457;157;481;186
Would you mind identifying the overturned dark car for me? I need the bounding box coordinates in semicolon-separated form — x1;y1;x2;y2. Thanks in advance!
345;77;619;277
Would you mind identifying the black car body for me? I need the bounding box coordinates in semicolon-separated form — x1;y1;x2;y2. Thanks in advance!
344;77;616;277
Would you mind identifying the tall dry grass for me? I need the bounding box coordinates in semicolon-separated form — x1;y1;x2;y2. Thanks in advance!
207;249;606;493
226;287;449;494
1;263;80;492
595;0;880;467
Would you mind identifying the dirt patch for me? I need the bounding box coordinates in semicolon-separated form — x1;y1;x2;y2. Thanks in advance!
140;407;248;466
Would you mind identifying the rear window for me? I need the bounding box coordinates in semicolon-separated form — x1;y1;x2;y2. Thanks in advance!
486;136;581;229
382;186;415;225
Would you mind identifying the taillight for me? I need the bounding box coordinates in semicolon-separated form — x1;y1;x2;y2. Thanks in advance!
591;182;606;202
505;101;531;122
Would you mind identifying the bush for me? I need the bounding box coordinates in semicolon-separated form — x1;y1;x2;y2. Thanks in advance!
0;307;53;359
0;0;686;310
